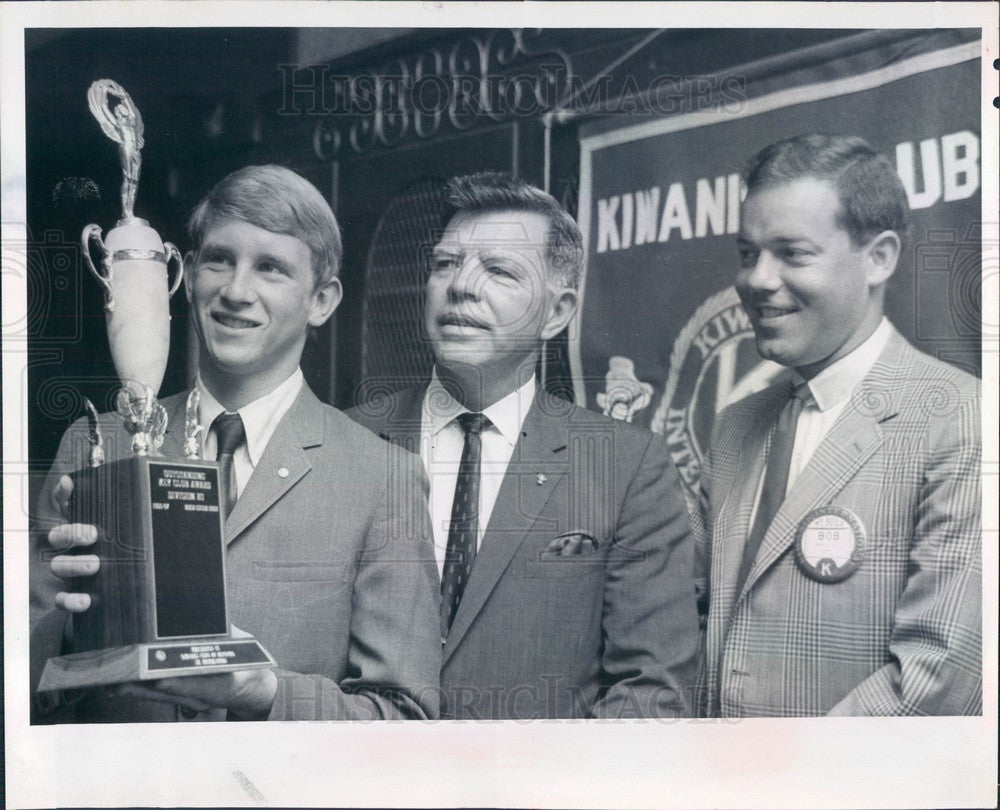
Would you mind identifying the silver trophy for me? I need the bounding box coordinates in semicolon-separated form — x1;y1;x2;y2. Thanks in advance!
81;79;184;401
38;81;274;694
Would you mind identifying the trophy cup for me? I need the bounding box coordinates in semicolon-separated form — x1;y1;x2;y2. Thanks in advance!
38;80;274;693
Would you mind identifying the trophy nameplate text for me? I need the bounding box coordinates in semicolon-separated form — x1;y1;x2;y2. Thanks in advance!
37;81;274;693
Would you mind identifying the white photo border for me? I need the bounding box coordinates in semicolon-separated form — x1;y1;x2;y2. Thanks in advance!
3;3;997;808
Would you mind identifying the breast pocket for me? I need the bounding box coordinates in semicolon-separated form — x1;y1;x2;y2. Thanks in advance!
525;556;605;579
524;531;605;579
252;561;350;582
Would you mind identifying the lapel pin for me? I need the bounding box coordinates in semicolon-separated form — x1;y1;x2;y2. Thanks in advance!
536;474;547;486
794;506;866;583
278;467;289;479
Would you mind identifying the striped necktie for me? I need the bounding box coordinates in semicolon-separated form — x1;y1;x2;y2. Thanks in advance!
440;411;491;640
212;412;246;519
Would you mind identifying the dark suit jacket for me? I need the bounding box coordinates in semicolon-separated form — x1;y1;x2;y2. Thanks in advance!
697;327;982;716
30;384;441;722
348;384;700;719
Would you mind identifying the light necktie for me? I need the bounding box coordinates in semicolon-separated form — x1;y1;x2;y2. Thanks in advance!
441;412;491;640
735;380;810;595
212;412;246;519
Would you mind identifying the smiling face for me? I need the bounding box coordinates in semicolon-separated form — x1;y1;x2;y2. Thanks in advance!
736;177;892;379
425;209;576;404
186;217;340;406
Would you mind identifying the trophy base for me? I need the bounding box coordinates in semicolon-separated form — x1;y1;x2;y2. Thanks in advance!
37;638;275;693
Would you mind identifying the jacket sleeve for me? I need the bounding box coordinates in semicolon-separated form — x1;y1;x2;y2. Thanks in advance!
828;391;982;716
690;428;716;718
591;432;701;719
267;445;441;720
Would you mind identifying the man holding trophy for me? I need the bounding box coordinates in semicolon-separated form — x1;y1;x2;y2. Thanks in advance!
30;83;441;722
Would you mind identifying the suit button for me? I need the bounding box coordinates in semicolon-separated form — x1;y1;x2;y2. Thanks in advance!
180;706;199;719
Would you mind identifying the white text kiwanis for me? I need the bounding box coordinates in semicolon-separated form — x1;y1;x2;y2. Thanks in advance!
595;130;980;254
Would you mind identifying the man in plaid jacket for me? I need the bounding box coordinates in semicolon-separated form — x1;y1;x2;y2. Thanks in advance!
697;134;982;716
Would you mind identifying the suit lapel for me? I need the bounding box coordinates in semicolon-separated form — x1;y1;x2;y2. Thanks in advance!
736;331;907;600
443;392;568;662
224;386;323;544
736;418;884;600
715;393;782;605
716;387;784;568
159;393;191;460
377;385;426;456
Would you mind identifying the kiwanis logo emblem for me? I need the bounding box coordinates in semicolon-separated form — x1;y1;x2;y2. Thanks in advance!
649;286;783;499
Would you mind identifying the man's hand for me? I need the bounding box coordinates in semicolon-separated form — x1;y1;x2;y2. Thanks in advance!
46;475;100;612
115;667;279;720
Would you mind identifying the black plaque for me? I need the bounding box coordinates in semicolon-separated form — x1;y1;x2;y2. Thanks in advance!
148;462;227;638
38;455;274;692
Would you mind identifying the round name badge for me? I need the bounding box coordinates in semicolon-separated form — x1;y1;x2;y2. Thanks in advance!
794;506;866;583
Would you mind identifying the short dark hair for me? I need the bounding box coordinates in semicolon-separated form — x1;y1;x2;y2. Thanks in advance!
444;172;584;288
743;134;910;247
188;165;342;287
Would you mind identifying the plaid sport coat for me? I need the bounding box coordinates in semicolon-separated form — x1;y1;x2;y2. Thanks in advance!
696;326;982;716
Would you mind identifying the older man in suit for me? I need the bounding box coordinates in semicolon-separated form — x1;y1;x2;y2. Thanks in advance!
697;135;982;717
31;165;441;722
349;172;700;719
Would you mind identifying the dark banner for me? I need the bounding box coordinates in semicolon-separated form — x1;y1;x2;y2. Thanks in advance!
572;38;982;500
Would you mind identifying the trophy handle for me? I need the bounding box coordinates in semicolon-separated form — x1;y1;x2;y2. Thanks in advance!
163;241;184;297
81;223;115;311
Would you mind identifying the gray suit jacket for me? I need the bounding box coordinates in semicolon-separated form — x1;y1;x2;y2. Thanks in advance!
348;385;700;719
697;326;982;716
31;384;441;722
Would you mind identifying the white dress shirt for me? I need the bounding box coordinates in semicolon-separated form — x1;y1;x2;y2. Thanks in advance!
749;317;893;525
197;368;304;498
786;317;893;491
421;370;536;577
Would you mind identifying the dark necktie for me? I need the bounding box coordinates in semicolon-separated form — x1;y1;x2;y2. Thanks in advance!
212;412;246;519
441;412;491;640
735;380;810;595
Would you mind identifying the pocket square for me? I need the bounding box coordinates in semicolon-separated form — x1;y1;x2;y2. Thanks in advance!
541;531;599;558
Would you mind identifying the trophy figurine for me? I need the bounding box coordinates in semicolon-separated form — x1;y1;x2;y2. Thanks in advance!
38;81;274;693
81;79;184;395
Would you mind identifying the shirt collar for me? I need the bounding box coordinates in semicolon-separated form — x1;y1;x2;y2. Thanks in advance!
423;368;536;447
801;317;893;412
196;367;304;465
